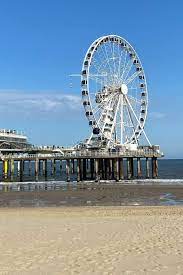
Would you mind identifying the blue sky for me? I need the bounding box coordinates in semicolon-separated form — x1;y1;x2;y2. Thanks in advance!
0;0;182;158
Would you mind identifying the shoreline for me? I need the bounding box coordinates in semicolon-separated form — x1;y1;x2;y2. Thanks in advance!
0;183;183;207
1;178;183;184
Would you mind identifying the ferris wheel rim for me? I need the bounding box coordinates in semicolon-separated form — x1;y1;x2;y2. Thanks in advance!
81;34;148;146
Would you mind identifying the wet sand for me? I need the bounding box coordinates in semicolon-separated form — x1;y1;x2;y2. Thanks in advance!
1;184;183;206
0;206;183;274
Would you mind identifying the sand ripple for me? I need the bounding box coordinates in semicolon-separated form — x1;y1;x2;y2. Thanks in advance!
0;206;183;274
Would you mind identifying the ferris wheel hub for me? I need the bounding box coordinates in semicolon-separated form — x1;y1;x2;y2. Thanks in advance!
120;83;128;95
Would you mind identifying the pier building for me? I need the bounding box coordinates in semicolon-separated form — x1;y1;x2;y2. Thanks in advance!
0;129;30;149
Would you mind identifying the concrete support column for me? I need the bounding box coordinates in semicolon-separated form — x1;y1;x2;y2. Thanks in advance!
10;159;14;181
28;160;31;176
106;159;110;180
86;159;89;170
116;158;119;181
35;158;39;182
90;158;94;180
3;160;8;180
99;159;104;180
60;160;62;175
146;158;150;179
53;159;56;177
44;159;48;179
50;159;53;176
127;158;132;179
137;157;142;178
130;158;134;178
42;159;45;176
72;159;75;174
20;160;24;182
155;158;158;178
66;159;70;182
109;159;113;180
39;160;41;175
95;158;99;182
83;158;87;180
119;158;124;180
104;159;108;180
77;159;81;182
152;157;158;179
17;161;20;177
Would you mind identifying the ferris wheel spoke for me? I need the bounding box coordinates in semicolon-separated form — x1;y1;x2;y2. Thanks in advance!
102;43;115;82
121;58;134;82
109;42;118;84
112;42;118;82
124;94;151;146
92;58;114;86
120;50;128;82
125;70;142;85
127;94;141;105
89;75;106;86
125;101;138;144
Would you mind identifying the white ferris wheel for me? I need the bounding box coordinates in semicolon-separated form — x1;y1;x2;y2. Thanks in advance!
81;34;151;148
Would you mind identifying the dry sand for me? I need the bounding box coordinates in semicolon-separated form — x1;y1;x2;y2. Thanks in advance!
0;206;183;274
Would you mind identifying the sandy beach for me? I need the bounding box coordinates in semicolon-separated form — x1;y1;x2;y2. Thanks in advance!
0;206;183;274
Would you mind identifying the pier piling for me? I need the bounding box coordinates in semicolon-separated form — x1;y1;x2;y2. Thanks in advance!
95;158;99;182
137;157;142;178
66;159;70;182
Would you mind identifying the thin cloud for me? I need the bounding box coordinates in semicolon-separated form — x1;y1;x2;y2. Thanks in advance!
149;112;166;119
0;90;82;115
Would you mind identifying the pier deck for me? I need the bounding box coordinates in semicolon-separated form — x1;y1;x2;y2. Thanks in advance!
0;148;162;184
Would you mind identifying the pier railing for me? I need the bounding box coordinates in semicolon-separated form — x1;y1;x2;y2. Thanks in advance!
0;149;162;160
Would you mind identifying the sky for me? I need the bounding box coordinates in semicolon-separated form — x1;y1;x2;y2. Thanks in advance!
0;0;182;158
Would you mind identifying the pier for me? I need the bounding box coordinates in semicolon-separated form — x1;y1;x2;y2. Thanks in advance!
0;148;161;185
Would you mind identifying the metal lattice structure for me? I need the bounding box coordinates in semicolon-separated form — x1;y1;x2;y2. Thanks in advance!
81;34;151;148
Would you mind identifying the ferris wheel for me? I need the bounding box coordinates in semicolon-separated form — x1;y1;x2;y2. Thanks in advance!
81;34;151;147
